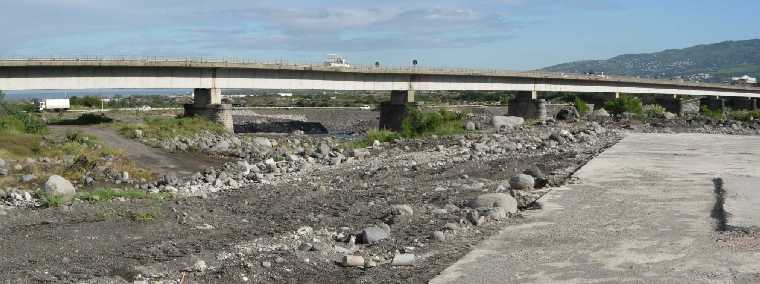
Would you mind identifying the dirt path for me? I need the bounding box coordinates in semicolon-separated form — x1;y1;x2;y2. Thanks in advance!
49;125;221;176
432;133;760;283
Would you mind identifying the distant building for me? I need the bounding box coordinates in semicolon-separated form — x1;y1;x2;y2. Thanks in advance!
732;75;758;85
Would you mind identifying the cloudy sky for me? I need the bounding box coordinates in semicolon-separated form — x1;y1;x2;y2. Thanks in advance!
0;0;758;70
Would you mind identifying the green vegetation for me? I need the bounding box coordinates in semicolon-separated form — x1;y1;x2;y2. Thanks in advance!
643;104;667;118
345;129;400;148
77;188;172;203
39;192;64;208
70;96;103;108
701;105;724;120
574;97;590;115
728;110;760;122
130;211;156;223
604;96;644;116
118;116;225;140
400;109;467;138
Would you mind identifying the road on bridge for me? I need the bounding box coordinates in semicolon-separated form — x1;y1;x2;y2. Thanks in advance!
432;133;760;283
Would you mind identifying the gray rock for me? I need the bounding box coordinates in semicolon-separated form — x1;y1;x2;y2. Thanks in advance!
556;107;579;121
391;204;414;217
590;108;611;120
464;121;476;131
349;148;370;159
480;207;508;220
0;159;6;168
391;253;416;266
510;174;535;191
20;174;35;183
663;112;677;120
318;143;332;155
211;141;231;153
192;260;207;272
298;243;313;251
133;129;143;138
121;171;130;181
0;168;8;176
44;175;76;201
469;193;518;214
360;226;389;244
492;116;525;130
432;231;446;242
261;261;272;268
252;137;272;148
342;255;364;267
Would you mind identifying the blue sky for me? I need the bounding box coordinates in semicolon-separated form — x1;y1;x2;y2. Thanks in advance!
0;0;758;70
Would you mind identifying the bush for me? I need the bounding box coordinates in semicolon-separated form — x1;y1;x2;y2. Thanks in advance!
0;102;47;135
643;104;667;118
701;105;724;120
400;109;467;138
604;96;643;115
574;97;590;115
728;110;760;122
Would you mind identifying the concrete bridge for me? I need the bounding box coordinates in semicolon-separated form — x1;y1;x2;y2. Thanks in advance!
2;58;759;131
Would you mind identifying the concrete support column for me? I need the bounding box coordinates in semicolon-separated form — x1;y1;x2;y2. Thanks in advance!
507;92;547;121
184;88;234;133
379;90;418;131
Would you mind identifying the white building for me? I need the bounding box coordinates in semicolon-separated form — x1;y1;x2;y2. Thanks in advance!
732;75;758;85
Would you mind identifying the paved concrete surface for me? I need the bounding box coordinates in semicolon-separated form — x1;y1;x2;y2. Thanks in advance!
432;133;760;283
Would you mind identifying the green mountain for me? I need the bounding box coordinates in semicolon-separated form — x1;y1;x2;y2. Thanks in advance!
542;39;760;83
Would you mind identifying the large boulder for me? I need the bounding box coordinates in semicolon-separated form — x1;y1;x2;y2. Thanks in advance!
555;107;579;121
44;175;76;201
590;108;611;120
359;226;389;244
468;193;518;214
492;116;524;131
509;174;535;191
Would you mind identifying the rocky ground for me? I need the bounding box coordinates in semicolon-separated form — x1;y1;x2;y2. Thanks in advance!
2;109;760;283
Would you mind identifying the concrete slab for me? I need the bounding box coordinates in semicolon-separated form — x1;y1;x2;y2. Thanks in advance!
431;133;760;284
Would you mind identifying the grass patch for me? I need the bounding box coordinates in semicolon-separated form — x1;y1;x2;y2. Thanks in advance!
643;104;667;118
77;188;172;203
39;192;64;208
117;116;225;141
345;129;400;148
604;96;644;116
130;211;156;223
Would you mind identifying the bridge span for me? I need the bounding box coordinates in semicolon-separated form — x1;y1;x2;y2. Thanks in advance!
2;58;759;132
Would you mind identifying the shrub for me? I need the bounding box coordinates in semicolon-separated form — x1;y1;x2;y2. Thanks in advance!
701;105;724;120
604;96;643;115
0;102;47;135
39;192;64;208
574;97;590;115
400;109;466;138
643;104;667;118
729;110;760;122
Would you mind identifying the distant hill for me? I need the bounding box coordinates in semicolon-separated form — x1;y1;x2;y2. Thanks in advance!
542;39;760;83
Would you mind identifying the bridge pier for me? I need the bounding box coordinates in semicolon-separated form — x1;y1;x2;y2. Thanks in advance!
703;96;726;113
379;90;418;131
507;92;547;121
184;88;234;132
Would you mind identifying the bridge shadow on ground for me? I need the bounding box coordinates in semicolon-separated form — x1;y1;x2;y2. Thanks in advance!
233;121;329;134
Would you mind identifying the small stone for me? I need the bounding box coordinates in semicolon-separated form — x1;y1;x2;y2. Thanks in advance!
391;204;414;217
275;257;286;263
464;121;476;131
480;207;508;220
121;171;130;181
391;253;416;266
296;226;314;235
20;174;35;183
342;255;365;267
261;261;272;268
492;116;524;130
0;168;7;176
469;193;518;214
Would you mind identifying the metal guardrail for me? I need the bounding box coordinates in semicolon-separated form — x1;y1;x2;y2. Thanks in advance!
0;57;758;91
